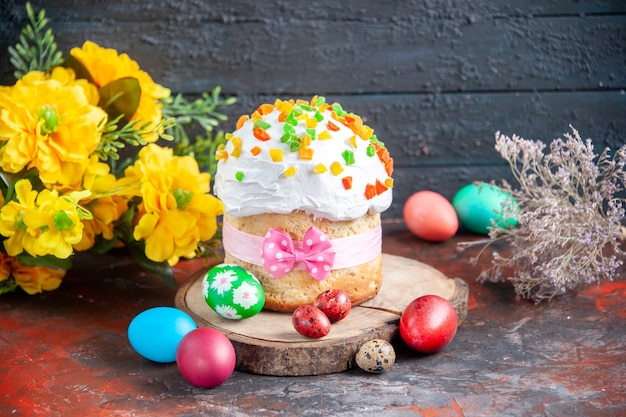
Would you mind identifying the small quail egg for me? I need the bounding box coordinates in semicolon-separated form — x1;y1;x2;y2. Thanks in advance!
355;339;396;373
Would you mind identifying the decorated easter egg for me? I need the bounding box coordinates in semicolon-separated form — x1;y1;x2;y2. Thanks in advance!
452;182;519;235
292;305;331;338
315;289;351;323
176;327;236;388
355;339;396;373
127;306;197;363
203;264;265;320
403;190;459;242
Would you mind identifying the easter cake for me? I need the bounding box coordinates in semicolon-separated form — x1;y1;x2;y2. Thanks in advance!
214;96;393;312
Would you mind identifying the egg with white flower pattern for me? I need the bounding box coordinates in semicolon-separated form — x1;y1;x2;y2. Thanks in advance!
202;264;265;319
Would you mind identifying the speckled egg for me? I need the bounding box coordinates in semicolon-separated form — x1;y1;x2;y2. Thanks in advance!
315;289;351;323
292;305;331;338
452;182;519;235
203;264;265;320
355;339;396;373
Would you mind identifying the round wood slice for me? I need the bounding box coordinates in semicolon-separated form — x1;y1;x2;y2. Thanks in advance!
175;253;468;376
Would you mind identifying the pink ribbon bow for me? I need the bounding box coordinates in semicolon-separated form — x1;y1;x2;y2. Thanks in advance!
261;227;336;281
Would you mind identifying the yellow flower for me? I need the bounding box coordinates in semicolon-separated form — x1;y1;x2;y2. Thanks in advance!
69;41;171;142
123;144;223;265
73;156;128;251
0;179;85;259
0;74;107;192
8;256;65;295
18;68;99;106
0;253;11;282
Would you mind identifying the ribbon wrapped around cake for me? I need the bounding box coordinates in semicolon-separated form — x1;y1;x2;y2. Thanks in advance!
222;220;382;281
261;227;335;280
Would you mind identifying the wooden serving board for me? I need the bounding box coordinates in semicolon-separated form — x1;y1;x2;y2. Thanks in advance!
175;253;468;376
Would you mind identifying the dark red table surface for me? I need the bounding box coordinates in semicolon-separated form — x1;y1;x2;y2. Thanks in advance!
1;220;625;417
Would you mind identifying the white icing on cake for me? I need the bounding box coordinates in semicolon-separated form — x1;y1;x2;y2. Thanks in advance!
214;98;393;221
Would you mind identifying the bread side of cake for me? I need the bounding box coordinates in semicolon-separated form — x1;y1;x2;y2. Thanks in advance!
223;211;383;311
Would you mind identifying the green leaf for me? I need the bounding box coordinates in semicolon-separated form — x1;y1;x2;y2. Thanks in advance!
98;77;141;122
16;253;72;270
114;203;138;240
125;239;177;290
3;169;45;202
161;88;236;151
110;205;176;289
97;113;175;163
0;277;18;295
90;235;119;254
9;2;63;79
63;54;95;84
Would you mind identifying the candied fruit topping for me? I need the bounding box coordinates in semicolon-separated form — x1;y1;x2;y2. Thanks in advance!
221;96;395;202
318;130;332;140
258;103;274;115
299;147;314;160
313;163;327;174
312;95;326;106
216;149;228;161
269;148;284;162
306;117;318;129
254;119;271;130
342;150;355;166
283;166;297;177
254;128;271;141
375;179;388;195
236;115;248;129
332;103;346;118
327;120;340;132
342;176;353;190
285;112;298;126
330;162;344;176
365;184;377;200
306;128;317;141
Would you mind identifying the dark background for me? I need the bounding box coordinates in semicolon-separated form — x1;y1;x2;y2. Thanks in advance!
1;0;624;219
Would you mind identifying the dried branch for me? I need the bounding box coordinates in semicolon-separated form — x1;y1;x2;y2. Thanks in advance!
460;126;625;302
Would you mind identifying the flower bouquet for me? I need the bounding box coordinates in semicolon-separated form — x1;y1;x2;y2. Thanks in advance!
0;3;233;295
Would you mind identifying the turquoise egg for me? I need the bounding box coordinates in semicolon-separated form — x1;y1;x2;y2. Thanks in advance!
202;264;265;320
127;307;197;363
452;182;519;234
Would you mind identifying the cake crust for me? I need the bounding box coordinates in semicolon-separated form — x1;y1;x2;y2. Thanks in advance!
224;211;383;312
